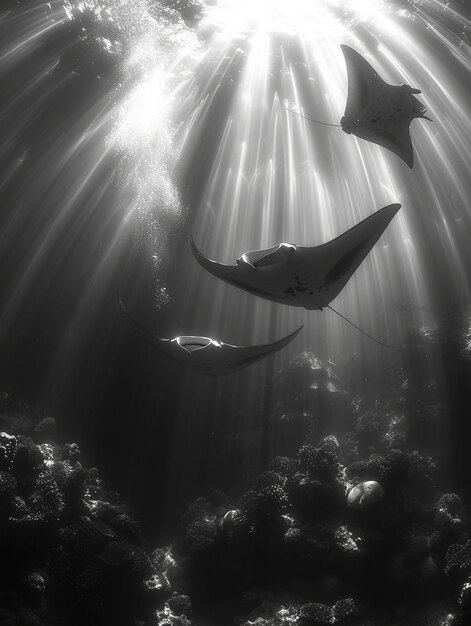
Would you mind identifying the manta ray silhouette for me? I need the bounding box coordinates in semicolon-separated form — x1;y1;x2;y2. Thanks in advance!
117;296;302;376
289;45;431;168
191;204;400;312
340;45;431;168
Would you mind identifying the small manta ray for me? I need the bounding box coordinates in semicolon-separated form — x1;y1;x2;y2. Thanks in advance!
289;45;431;168
117;296;302;377
191;204;400;347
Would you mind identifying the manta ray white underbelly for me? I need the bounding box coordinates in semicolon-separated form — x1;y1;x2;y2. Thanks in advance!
191;204;400;311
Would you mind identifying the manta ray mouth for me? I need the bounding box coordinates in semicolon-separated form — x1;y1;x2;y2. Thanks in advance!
176;337;213;351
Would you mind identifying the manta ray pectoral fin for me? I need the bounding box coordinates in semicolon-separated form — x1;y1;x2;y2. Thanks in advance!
261;325;303;351
190;236;274;297
190;236;237;277
298;203;401;305
190;236;230;269
117;292;171;353
227;326;304;371
341;44;385;116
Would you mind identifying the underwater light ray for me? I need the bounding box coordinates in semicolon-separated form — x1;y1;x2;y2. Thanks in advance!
0;13;65;67
0;133;113;335
0;0;202;409
171;0;471;366
134;3;466;508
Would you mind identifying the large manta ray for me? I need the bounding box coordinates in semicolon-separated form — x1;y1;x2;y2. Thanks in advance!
118;297;302;376
340;44;431;168
290;46;431;168
191;204;400;312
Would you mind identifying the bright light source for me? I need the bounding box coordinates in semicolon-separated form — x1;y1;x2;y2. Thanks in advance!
200;0;389;39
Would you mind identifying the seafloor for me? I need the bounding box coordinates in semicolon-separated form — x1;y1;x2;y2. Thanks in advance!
0;309;470;626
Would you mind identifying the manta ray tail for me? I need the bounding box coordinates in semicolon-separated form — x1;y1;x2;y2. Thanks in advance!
327;305;397;349
286;108;342;127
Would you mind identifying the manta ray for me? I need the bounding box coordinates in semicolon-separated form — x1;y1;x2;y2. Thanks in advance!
340;45;431;168
191;203;400;317
289;45;431;168
117;296;302;376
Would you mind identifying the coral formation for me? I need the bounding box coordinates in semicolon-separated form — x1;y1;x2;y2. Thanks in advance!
2;315;471;626
167;339;471;626
0;423;172;626
346;480;384;509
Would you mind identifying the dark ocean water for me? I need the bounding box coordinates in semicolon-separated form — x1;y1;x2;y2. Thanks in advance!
0;0;470;550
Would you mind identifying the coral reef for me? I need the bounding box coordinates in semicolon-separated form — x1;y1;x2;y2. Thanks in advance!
346;480;384;509
171;409;467;624
167;338;471;626
2;305;471;626
0;419;173;626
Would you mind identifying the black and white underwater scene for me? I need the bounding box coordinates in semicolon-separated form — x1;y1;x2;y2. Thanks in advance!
2;0;471;624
